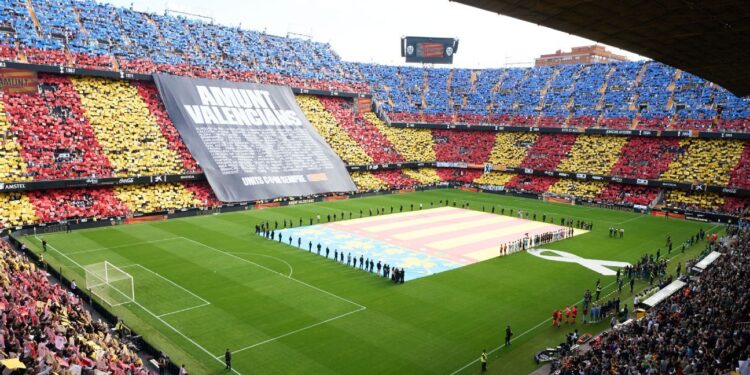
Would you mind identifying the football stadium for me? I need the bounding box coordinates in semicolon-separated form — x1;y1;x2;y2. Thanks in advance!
0;0;747;374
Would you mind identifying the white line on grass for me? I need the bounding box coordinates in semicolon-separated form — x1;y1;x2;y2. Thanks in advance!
215;306;366;359
448;279;619;375
33;236;243;375
227;251;294;277
179;236;366;310
65;237;182;255
615;215;646;225
158;302;211;318
129;264;211;305
449;223;726;375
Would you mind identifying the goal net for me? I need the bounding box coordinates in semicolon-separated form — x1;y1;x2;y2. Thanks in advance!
84;261;135;306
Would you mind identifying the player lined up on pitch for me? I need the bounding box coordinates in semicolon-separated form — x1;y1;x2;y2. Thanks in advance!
255;220;406;284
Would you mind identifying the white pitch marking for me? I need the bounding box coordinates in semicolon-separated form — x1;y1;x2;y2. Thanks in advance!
66;237;182;255
215;306;366;359
31;236;242;375
226;252;294;278
129;264;211;305
178;236;366;310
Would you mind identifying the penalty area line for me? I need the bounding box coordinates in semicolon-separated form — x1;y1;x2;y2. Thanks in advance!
31;236;242;375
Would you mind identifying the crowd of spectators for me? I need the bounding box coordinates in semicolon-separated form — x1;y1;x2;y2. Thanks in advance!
296;95;372;165
72;77;185;177
485;132;537;168
320;97;403;164
596;185;659;207
553;227;750;375
556;135;628;175
113;183;202;214
548;180;609;200
363;113;436;162
0;239;150;373
519;134;577;171
659;139;744;186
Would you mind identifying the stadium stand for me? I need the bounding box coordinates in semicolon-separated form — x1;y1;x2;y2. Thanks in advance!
0;239;150;373
2;74;114;180
518;134;577;171
432;130;495;164
555;135;628;175
0;192;37;227
113;183;202;214
401;168;443;185
596;184;658;207
72;77;185;176
547;179;608;199
363;113;436;162
296;95;373;165
0;100;29;182
505;175;559;194
609;137;681;179
485;132;537;168
369;170;417;189
665;190;726;214
350;171;388;191
28;187;128;223
660;139;744;186
553;227;750;375
473;171;517;187
320;97;403;164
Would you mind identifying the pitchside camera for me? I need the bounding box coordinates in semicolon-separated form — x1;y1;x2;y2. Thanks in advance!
401;36;459;64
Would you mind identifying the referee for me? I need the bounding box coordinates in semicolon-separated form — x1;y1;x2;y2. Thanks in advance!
225;349;231;370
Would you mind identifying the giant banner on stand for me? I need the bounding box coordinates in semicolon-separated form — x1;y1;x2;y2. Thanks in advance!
153;74;355;202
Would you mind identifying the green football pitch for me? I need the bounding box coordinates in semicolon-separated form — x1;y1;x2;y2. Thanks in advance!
20;190;721;374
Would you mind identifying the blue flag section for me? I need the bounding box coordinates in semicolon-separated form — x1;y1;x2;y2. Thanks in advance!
153;73;356;202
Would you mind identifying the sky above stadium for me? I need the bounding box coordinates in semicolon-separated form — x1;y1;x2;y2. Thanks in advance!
102;0;644;68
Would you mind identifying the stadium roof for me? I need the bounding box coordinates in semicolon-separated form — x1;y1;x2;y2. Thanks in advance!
454;0;750;97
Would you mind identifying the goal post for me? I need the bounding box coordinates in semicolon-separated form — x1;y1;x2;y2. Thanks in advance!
84;261;135;306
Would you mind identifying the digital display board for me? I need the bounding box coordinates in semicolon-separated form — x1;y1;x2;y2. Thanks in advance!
401;36;459;64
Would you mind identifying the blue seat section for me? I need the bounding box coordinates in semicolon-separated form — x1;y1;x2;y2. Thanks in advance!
635;63;673;119
358;59;749;130
0;0;747;129
0;0;363;85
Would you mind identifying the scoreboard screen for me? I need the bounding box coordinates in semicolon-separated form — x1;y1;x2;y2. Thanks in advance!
401;36;459;64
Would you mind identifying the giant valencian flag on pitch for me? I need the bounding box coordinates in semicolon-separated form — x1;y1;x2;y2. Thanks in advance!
153;74;356;202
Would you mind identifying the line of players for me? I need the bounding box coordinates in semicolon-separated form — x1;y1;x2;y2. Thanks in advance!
498;228;574;256
256;221;406;283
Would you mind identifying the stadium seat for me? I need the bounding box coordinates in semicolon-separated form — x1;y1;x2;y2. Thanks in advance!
320;97;403;163
364;113;436;162
0;101;30;182
401;168;444;185
660;139;744;185
519;134;577;171
72;77;186;176
114;183;202;214
505;175;559;194
3;74;114;180
556;135;628;175
609;137;681;179
596;184;658;206
547;179;608;199
0;192;38;227
432;130;495;163
296;95;372;165
350;171;388;191
28;187;128;222
473;171;517;186
486;132;537;168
